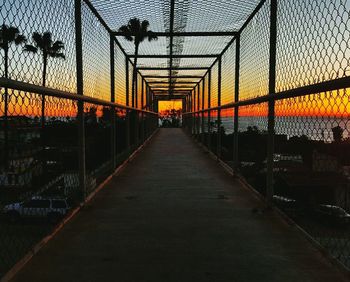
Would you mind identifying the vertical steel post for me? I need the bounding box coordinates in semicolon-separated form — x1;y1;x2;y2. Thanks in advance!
196;84;200;138
207;70;211;150
135;73;138;108
201;78;205;144
125;58;130;151
182;96;186;127
194;87;197;136
110;34;116;169
191;90;195;134
141;79;145;142
217;56;222;158
267;0;278;202
146;85;149;110
134;74;139;146
233;34;240;172
3;44;9;169
75;0;86;200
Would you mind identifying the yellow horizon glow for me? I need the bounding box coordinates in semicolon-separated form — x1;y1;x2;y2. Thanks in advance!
158;100;182;114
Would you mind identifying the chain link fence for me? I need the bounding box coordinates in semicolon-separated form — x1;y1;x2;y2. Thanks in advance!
0;0;158;277
183;0;350;270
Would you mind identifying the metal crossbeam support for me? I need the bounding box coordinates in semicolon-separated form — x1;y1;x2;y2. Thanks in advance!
151;89;193;91
155;95;190;98
147;81;198;85
138;67;208;70
113;31;237;37
128;54;219;58
144;75;203;79
153;90;191;94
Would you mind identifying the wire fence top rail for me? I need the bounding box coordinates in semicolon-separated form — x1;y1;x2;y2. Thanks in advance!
0;78;158;115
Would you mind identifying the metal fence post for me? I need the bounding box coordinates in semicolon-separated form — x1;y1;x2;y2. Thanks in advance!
191;90;195;134
3;54;9;170
233;34;240;172
196;84;200;138
134;75;139;146
267;0;278;202
141;79;145;142
201;78;205;144
110;33;116;169
217;56;222;158
125;58;130;152
75;0;86;200
207;69;211;150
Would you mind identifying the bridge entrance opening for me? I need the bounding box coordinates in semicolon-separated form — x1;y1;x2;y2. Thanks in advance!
158;99;183;128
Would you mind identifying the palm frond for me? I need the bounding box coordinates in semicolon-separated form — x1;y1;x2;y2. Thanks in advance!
50;52;65;59
50;40;64;53
42;32;52;48
7;26;20;41
15;34;26;45
147;31;158;42
128;18;141;34
23;44;38;53
141;20;150;33
118;25;133;41
32;32;43;48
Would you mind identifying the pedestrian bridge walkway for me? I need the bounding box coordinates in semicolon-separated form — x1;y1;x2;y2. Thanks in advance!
11;129;347;282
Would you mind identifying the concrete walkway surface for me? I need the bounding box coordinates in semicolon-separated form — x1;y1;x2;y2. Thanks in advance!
11;129;348;282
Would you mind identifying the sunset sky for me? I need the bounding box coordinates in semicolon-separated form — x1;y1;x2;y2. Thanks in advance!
1;0;350;120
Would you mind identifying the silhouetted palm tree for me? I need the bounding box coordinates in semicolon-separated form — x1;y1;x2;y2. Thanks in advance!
24;32;65;127
0;24;27;80
24;31;65;87
0;24;26;168
118;18;157;107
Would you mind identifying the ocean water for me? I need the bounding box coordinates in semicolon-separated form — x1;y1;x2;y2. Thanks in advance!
201;116;350;142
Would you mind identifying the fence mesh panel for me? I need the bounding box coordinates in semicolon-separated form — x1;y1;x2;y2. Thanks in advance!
221;43;235;105
0;0;77;92
82;2;110;101
0;0;158;277
276;0;350;92
239;0;270;100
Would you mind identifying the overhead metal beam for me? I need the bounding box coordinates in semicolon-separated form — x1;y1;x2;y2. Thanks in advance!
112;31;237;37
128;54;218;58
151;86;195;88
153;90;191;93
138;67;208;70
152;88;194;91
144;75;203;78
147;81;198;85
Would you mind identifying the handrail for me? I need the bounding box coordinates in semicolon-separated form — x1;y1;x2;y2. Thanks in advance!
0;78;159;115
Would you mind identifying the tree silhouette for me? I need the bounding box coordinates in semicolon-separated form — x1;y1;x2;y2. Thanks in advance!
118;18;157;107
24;31;65;127
24;31;65;87
0;24;27;80
332;125;343;143
0;24;26;168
